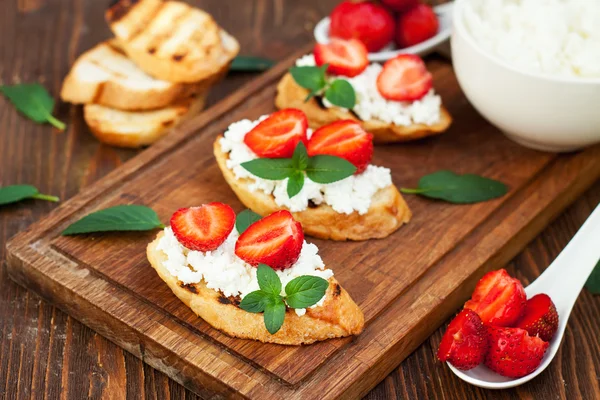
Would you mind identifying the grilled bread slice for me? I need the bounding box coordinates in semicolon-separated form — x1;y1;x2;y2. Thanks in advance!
106;0;239;83
275;73;453;143
147;231;365;345
84;93;207;148
61;40;211;111
214;138;412;241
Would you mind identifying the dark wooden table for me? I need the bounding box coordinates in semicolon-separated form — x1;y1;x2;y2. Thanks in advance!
1;0;599;399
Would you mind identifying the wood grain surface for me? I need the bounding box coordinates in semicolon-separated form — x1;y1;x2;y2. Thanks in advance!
1;0;599;399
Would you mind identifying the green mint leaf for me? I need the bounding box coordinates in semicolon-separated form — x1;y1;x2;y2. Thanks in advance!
241;158;295;180
324;79;356;109
239;291;269;313
230;56;275;72
285;275;329;309
257;264;283;296
0;184;59;206
62;205;164;235
0;83;65;130
400;171;508;204
287;171;305;198
292;142;309;171
289;65;326;92
305;155;357;184
236;209;262;234
585;260;600;295
263;299;286;334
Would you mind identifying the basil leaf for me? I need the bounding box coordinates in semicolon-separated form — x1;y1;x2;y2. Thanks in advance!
239;291;268;313
230;56;275;72
285;276;329;309
289;65;326;92
236;209;262;234
305;155;357;184
241;158;296;180
325;79;356;109
287;171;305;198
257;264;282;296
292;142;309;171
0;83;65;130
400;171;508;204
62;205;164;235
585;260;600;295
263;299;286;334
0;184;59;206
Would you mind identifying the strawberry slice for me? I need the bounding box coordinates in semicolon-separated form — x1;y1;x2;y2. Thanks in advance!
235;210;304;271
170;203;235;252
485;326;549;378
376;54;433;101
515;294;559;342
244;109;308;158
314;38;369;77
464;269;527;327
307;120;373;174
437;309;489;371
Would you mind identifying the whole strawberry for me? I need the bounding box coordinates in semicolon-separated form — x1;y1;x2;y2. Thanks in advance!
396;4;439;49
329;1;396;52
515;293;559;342
485;326;549;378
437;309;489;370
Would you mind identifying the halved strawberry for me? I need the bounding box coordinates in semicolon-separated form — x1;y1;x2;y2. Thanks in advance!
515;294;559;342
244;109;308;158
307;120;373;174
235;210;304;271
170;203;235;252
314;38;369;78
376;54;433;101
464;269;527;327
437;309;489;371
485;326;549;378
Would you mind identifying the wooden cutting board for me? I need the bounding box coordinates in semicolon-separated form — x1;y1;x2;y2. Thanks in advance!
6;45;600;399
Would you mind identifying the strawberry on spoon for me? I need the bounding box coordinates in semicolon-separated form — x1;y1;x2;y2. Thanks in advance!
171;203;236;252
244;109;308;158
235;210;304;271
314;38;369;78
515;293;559;342
307;120;373;174
437;309;489;371
376;54;433;101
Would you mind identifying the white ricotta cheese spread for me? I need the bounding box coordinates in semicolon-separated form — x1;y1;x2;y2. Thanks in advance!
295;54;442;126
219;116;393;215
157;227;334;316
463;0;600;78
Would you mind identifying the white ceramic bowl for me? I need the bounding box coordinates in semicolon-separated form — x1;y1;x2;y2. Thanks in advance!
451;0;600;152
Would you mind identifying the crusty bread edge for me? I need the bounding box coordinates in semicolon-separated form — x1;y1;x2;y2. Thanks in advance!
275;73;453;144
147;232;365;345
214;137;412;241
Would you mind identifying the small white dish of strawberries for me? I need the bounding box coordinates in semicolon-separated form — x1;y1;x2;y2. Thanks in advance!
438;204;600;388
314;0;454;61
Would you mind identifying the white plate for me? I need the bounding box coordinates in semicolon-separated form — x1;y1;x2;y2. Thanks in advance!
314;2;454;61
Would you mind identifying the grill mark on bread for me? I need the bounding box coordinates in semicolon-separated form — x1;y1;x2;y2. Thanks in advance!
217;294;241;307
151;7;194;56
125;1;167;44
333;284;341;297
308;200;319;208
179;282;199;294
106;0;140;23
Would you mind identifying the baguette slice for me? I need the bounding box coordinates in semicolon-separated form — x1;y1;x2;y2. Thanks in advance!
147;232;365;345
84;93;207;148
275;73;453;143
106;0;239;83
60;40;207;111
214;138;412;241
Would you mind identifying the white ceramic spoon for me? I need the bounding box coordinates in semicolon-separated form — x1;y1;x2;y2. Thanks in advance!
449;203;600;389
313;2;454;61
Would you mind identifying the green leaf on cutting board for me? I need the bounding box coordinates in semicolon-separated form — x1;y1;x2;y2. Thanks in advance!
0;185;59;206
585;260;600;294
230;56;275;72
62;205;164;235
0;83;66;130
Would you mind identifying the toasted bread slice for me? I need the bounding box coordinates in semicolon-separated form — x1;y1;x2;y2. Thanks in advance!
106;0;239;83
147;232;365;345
275;73;453;144
214;138;412;241
60;40;208;111
84;93;207;148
